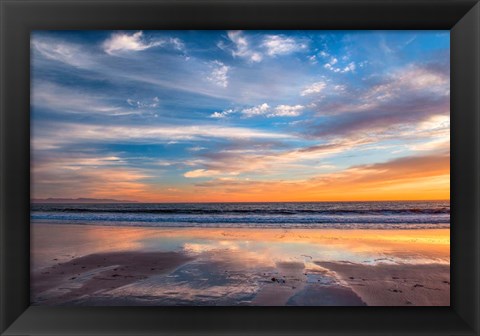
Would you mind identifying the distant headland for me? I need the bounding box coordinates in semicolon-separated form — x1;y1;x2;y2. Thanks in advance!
32;198;138;203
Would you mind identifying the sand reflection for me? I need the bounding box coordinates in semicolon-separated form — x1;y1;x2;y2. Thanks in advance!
31;223;449;306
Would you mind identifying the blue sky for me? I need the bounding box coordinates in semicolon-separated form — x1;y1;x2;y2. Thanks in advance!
31;30;450;202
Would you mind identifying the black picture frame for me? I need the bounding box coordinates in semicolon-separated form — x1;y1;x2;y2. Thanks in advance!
1;0;479;335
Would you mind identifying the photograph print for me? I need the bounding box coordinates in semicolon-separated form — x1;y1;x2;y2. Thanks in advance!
31;30;450;306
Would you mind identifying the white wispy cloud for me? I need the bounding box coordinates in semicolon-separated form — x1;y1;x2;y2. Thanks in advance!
324;57;338;68
219;31;308;63
213;104;304;118
126;97;159;108
325;60;356;73
103;31;162;54
207;60;230;88
268;105;304;117
363;64;449;102
103;31;185;55
222;30;263;63
188;146;206;152
261;35;307;56
342;62;356;73
32;81;130;115
301;82;327;96
241;103;270;117
32;122;295;151
32;39;93;68
169;37;186;51
210;108;235;118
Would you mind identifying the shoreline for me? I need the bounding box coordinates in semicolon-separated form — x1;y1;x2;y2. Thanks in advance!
31;223;450;306
31;219;451;230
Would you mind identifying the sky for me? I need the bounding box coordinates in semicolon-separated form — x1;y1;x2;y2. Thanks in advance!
31;30;450;202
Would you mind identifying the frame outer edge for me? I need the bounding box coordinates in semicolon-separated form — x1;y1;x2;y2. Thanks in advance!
452;2;480;334
1;1;480;335
0;1;31;333
470;3;479;333
1;0;6;333
472;4;479;333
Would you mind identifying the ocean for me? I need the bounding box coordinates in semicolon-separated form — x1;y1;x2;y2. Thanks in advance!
31;200;450;229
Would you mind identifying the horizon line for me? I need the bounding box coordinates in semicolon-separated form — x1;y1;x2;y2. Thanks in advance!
32;199;451;204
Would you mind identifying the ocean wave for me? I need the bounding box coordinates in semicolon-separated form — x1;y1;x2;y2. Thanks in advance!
30;212;450;225
31;201;450;228
30;207;450;215
31;218;450;230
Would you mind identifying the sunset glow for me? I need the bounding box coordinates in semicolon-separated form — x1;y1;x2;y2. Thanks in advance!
31;31;449;202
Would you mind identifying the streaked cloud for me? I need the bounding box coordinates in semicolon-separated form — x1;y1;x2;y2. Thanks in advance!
126;97;159;109
32;39;93;68
241;103;270;117
103;31;163;55
32;81;128;115
220;31;308;63
268;105;304;117
301;82;327;96
192;153;449;202
210;108;235;119
32;154;153;200
103;31;185;55
32;122;296;152
325;61;356;73
207;60;230;87
221;30;263;63
184;169;221;178
261;35;307;56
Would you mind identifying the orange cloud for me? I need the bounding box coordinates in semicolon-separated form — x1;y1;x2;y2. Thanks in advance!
180;153;450;202
32;151;449;203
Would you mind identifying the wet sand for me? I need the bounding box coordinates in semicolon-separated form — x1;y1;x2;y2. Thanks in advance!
316;262;449;306
33;251;193;305
31;223;449;306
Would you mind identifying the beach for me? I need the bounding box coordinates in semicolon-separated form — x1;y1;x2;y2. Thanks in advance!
31;223;450;306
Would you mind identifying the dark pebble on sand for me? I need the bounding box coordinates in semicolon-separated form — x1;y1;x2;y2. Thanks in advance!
271;277;276;282
413;284;424;288
70;277;76;280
